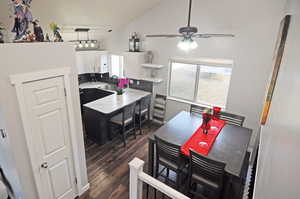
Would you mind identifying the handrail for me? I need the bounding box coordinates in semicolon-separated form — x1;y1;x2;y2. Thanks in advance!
129;158;190;199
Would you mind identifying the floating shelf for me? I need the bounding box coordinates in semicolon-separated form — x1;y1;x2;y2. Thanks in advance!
141;77;163;83
142;64;164;69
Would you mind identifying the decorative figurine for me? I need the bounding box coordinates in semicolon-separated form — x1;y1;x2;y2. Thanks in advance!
49;23;63;42
0;23;5;43
25;30;35;42
10;0;33;41
146;51;154;63
32;19;44;42
45;33;50;42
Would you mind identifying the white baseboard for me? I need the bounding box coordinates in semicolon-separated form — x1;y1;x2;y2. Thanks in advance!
79;183;90;196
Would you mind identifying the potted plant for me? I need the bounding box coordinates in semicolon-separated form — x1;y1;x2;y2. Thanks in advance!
116;78;129;95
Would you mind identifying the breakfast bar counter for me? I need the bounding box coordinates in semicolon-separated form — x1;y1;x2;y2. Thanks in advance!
83;88;151;144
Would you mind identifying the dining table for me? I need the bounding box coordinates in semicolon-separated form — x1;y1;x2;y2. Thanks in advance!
148;111;252;199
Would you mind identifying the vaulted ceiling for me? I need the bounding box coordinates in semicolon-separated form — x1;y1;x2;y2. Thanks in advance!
0;0;161;37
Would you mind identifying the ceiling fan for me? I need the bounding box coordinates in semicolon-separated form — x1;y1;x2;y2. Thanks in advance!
146;0;234;51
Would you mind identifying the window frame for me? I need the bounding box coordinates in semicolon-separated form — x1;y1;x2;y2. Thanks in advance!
168;58;234;108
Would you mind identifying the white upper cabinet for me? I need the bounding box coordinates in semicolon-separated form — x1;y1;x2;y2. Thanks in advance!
76;51;108;74
123;52;146;79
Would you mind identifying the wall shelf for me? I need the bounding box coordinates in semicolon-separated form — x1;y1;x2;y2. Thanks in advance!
142;64;164;69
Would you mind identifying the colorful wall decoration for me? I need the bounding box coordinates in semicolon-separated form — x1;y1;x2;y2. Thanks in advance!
261;15;291;125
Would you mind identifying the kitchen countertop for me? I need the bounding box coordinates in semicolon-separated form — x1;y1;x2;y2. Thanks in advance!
79;82;108;89
83;87;151;114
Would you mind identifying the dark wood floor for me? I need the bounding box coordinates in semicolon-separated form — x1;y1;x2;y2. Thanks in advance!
80;122;161;199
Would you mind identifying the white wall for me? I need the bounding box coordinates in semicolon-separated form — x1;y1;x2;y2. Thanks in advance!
0;43;88;199
254;10;300;199
104;0;287;148
0;105;23;199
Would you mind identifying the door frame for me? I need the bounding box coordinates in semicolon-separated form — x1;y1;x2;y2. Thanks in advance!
10;67;84;198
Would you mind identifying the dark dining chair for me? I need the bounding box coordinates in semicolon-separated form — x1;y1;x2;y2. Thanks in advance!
188;150;226;199
154;136;187;189
136;95;151;134
219;112;245;127
110;102;137;147
190;104;212;116
190;104;245;127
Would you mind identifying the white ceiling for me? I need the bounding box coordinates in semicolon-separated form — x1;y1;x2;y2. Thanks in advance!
0;0;161;38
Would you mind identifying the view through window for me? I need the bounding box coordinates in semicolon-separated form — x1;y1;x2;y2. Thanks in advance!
169;60;232;107
110;55;124;77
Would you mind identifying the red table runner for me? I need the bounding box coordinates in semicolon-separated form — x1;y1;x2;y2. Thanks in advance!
181;119;226;156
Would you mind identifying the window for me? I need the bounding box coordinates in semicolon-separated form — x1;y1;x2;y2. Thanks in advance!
168;59;233;108
110;55;124;77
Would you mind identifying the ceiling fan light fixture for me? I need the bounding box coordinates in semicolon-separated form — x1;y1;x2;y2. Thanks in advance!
177;38;198;51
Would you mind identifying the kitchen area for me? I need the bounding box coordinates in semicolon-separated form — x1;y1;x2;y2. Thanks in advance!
76;45;164;146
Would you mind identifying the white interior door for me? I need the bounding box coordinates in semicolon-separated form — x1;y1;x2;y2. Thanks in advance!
23;76;76;199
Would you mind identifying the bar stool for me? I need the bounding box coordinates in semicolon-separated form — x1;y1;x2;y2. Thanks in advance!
110;102;137;147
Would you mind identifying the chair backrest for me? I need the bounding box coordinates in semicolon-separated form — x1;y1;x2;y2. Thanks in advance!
154;136;182;168
190;104;212;116
189;150;225;191
190;105;245;126
219;111;245;126
123;102;137;121
139;95;152;111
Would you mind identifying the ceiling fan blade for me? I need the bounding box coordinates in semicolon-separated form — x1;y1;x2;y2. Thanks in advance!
146;34;183;38
194;34;235;38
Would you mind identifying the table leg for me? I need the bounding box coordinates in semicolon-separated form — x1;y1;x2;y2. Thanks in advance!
222;175;231;199
148;139;155;176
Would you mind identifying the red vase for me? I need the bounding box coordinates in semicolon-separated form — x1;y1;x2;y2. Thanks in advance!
201;113;211;134
213;106;221;120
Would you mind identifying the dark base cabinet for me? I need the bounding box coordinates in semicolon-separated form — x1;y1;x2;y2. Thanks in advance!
80;88;115;144
80;88;113;114
80;88;113;105
83;107;111;145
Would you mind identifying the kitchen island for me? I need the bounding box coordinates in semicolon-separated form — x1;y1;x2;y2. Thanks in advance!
83;87;151;145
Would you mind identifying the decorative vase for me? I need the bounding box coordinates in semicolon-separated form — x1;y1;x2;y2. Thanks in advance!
201;112;211;134
213;106;221;120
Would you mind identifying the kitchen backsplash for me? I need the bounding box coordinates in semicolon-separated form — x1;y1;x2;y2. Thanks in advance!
78;72;110;84
78;73;153;93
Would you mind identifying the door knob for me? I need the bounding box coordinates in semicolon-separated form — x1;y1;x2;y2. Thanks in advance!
41;162;48;169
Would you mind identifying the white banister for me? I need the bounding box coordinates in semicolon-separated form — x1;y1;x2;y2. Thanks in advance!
129;158;144;199
129;158;190;199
